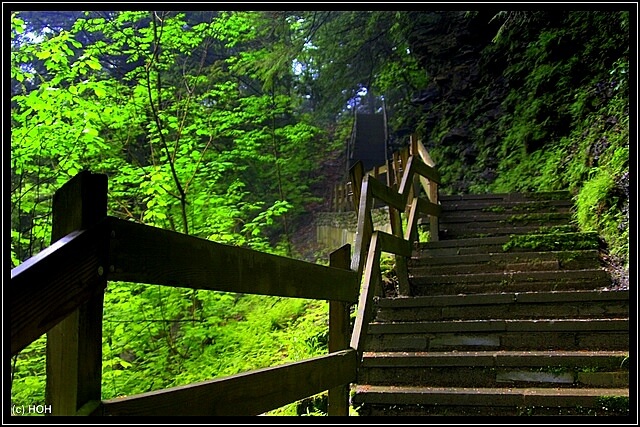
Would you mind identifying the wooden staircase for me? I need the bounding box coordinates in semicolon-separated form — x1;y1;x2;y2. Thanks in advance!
352;191;629;416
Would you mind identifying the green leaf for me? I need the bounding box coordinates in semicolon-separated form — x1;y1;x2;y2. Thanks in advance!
87;59;102;70
36;50;51;60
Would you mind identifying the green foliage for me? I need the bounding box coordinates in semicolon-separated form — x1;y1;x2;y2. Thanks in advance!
10;337;47;415
425;11;628;263
594;396;629;415
10;9;629;416
98;282;330;406
10;10;336;414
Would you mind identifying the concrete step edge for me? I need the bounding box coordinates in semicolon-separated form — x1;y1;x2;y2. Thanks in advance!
352;385;629;407
361;350;630;368
376;290;629;308
367;318;629;334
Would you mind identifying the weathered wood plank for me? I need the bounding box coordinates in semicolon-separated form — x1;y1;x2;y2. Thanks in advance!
405;197;421;243
369;175;405;210
349;161;365;212
328;245;352;416
429;182;440;241
108;218;358;303
101;349;357;416
413;153;441;184
398;157;441;200
417;196;442;217
411;133;436;168
46;170;107;415
350;232;382;361
351;178;374;275
10;225;107;356
377;231;412;257
388;206;410;297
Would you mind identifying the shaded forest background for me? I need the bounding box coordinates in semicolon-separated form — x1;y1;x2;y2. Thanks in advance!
8;9;630;415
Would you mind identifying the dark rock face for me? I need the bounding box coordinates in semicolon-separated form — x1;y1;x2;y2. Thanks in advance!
402;11;507;190
406;11;492;106
401;11;628;195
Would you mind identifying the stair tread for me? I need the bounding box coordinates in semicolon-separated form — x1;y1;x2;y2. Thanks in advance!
439;191;572;200
377;289;629;308
368;318;629;334
363;350;629;358
362;350;630;366
411;249;598;261
356;190;627;415
354;385;629;398
418;235;510;248
411;268;609;282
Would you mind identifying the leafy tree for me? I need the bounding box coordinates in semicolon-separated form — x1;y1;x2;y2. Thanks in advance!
10;9;337;411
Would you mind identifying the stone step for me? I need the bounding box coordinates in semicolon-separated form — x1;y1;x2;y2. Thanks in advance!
412;259;562;275
438;191;572;203
352;386;629;416
439;199;573;213
439;209;573;221
359;350;629;388
439;203;573;216
374;290;629;322
409;268;611;295
365;318;629;352
439;219;575;232
410;249;599;265
368;318;629;335
439;225;576;240
409;250;600;275
415;233;599;255
411;268;609;285
415;236;510;257
357;190;628;417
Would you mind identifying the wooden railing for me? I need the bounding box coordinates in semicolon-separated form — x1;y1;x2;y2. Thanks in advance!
10;133;440;416
332;134;440;240
349;134;441;329
10;171;358;416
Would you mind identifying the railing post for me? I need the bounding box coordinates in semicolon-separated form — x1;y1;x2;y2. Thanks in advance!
429;181;440;241
328;244;352;416
46;171;107;415
410;133;440;242
349;161;364;213
389;206;410;296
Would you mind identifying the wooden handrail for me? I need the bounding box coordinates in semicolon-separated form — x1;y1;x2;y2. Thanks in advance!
332;135;439;213
10;222;109;356
346;134;441;374
10;217;360;358
351;142;441;282
10;172;360;416
107;217;359;303
98;349;357;416
329;134;441;367
9;133;441;416
350;231;382;361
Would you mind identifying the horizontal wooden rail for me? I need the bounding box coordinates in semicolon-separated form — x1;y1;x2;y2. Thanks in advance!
10;170;364;416
377;230;413;257
351;153;440;277
346;133;441;309
10;220;109;356
368;176;405;211
98;349;357;416
107;217;359;303
10;214;360;357
399;155;441;191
